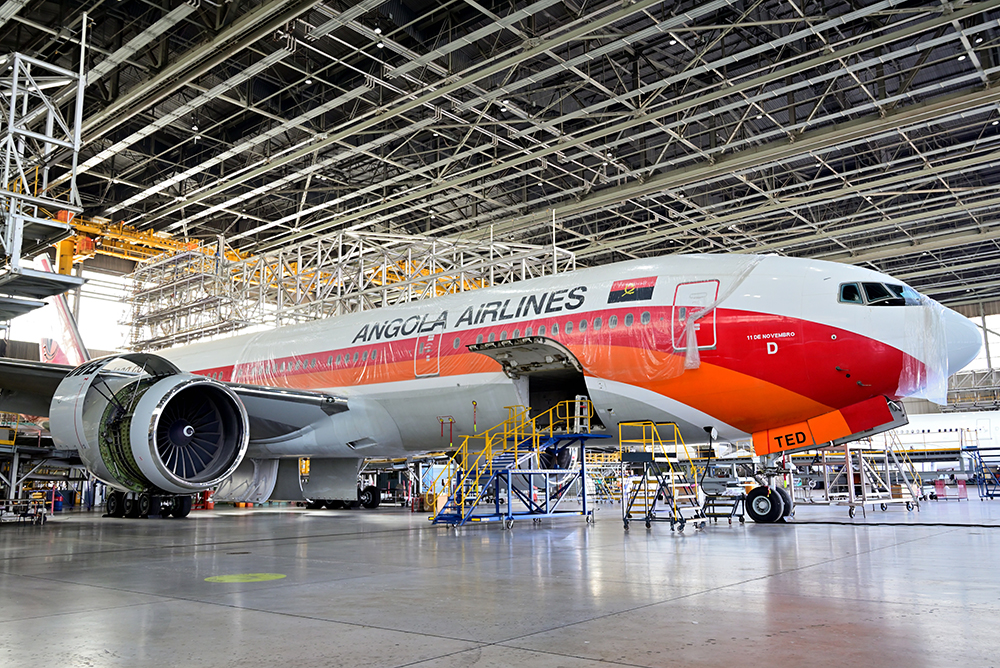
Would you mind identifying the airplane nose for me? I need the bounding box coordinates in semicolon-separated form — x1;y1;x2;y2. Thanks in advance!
943;308;982;374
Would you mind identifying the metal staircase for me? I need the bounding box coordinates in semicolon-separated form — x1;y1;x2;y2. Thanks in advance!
966;447;1000;499
430;398;609;527
619;421;705;531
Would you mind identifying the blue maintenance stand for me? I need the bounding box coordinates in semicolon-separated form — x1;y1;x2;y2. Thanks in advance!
433;432;610;528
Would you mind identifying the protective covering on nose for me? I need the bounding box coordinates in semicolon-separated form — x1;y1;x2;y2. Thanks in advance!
683;256;764;370
943;308;982;377
895;298;980;405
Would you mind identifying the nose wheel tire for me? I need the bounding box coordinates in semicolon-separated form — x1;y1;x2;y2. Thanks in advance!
746;486;785;523
773;485;794;517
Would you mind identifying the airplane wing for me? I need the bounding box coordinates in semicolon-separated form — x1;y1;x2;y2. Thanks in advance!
0;357;348;441
0;358;74;415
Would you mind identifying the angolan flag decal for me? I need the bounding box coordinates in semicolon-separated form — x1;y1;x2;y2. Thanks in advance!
608;276;656;303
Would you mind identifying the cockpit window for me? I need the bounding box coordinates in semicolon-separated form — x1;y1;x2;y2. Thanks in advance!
841;281;921;306
887;283;923;306
861;283;902;305
839;283;863;304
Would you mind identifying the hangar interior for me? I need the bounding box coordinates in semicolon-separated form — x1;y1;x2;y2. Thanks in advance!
1;1;1000;666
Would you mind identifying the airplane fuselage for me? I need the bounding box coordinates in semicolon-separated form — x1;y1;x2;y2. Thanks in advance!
158;254;980;459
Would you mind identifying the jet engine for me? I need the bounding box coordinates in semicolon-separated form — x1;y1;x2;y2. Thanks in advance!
49;353;249;495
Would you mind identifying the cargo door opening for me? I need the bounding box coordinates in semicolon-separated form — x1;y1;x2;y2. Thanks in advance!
468;337;603;430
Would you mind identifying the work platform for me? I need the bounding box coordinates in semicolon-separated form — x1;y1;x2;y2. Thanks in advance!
965;447;1000;499
619;421;706;532
430;399;609;527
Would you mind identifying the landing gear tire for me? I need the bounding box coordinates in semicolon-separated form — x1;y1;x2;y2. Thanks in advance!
623;520;630;531
137;494;151;518
106;491;126;518
773;485;793;517
359;485;381;509
906;501;914;511
305;499;325;510
746;486;785;523
170;496;193;518
505;518;514;529
880;503;888;511
848;506;856;518
124;495;140;518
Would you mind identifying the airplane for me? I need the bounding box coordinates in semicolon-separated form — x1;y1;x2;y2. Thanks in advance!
0;253;983;523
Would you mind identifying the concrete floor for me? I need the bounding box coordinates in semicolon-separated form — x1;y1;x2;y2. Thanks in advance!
2;498;999;668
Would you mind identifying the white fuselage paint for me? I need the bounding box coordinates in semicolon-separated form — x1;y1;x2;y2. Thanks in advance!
151;255;977;459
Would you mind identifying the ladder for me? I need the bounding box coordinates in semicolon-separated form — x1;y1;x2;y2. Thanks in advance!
619;421;705;531
430;399;609;527
965;447;1000;499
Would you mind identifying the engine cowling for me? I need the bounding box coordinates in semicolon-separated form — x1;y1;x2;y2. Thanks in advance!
50;353;249;495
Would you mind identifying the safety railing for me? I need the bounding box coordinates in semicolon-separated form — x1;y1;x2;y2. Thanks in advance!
426;399;594;519
618;421;701;518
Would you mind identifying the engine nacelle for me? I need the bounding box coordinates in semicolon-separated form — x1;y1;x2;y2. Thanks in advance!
50;353;249;495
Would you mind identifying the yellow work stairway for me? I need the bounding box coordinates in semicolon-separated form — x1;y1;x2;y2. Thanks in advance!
619;421;706;531
430;399;610;528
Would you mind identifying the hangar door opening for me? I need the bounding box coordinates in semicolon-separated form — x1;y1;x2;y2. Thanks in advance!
469;337;602;430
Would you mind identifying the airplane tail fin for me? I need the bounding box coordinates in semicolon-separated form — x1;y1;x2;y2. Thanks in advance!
37;256;89;366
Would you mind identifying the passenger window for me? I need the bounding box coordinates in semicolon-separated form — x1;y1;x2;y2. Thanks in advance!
593;317;602;331
513;329;520;338
476;334;484;344
352;352;359;364
362;351;368;362
500;330;508;340
839;283;863;304
624;313;634;327
579;319;587;332
336;354;343;365
371;350;378;362
327;356;333;366
640;311;651;325
488;333;496;342
453;337;461;349
525;327;533;336
538;325;546;336
551;323;559;335
281;362;286;372
565;321;573;334
608;315;618;330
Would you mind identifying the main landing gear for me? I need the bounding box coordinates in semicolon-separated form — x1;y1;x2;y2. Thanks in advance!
305;486;382;511
105;492;192;519
745;486;793;523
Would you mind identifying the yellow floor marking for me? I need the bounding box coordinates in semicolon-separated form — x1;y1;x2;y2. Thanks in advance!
205;573;287;583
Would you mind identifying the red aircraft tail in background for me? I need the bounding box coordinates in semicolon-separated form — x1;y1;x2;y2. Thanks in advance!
36;256;89;367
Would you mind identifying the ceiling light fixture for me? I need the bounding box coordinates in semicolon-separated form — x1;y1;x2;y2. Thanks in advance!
959;54;967;61
305;78;313;85
374;27;382;34
377;41;384;49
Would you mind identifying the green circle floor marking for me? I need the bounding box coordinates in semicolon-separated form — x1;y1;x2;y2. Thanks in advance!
205;573;287;583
